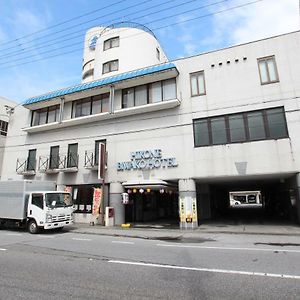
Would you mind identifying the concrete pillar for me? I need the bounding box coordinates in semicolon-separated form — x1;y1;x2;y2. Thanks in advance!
178;179;198;229
295;174;300;224
109;182;125;225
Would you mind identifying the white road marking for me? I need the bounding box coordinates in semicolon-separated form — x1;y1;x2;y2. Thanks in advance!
37;235;55;239
72;238;92;241
0;248;7;251
108;260;300;280
156;244;300;254
112;241;135;245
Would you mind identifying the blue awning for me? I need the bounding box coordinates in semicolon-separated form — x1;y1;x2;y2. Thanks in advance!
23;62;177;106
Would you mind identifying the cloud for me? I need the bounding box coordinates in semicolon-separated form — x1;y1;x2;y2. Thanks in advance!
202;0;299;48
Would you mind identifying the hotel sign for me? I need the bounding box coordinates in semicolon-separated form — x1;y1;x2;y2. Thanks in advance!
117;149;178;171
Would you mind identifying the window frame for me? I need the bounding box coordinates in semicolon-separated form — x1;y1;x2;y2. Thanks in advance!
103;36;119;51
257;55;279;85
49;146;60;169
102;59;119;74
67;143;78;168
27;149;37;171
91;93;110;114
193;107;288;147
121;78;177;108
0;120;8;136
31;105;60;126
190;71;206;97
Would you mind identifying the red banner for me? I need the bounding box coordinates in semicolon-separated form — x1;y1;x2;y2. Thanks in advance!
92;188;102;216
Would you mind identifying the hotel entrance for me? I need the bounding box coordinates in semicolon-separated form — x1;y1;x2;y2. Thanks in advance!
124;188;178;224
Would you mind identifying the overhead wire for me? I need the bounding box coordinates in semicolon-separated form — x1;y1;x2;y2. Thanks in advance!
0;0;263;70
0;0;155;53
0;0;128;47
0;0;203;60
0;0;201;61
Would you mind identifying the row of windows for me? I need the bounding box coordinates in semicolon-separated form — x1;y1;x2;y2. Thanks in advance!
30;78;177;125
0;120;8;136
122;78;176;108
190;56;279;97
193;107;288;147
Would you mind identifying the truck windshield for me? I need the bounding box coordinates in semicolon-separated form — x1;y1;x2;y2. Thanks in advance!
45;193;73;208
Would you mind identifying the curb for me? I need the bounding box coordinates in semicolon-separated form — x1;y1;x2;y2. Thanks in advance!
68;228;300;239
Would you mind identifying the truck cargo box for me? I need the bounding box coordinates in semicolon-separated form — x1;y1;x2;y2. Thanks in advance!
0;180;56;220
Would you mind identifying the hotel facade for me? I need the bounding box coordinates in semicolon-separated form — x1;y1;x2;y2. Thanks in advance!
1;23;300;226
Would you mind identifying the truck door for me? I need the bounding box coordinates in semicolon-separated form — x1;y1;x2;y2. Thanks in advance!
28;193;44;224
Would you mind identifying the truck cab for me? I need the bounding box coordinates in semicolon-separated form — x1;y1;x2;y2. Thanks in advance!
27;191;74;233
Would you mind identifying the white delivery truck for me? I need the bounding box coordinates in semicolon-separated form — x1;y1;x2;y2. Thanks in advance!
0;180;74;234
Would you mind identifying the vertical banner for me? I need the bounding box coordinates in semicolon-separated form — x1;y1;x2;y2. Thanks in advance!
92;188;102;217
192;197;198;224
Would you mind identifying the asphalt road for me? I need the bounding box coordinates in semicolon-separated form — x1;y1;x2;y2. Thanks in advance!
0;228;300;300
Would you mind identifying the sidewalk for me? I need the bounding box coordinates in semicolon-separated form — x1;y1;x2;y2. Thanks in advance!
67;222;300;240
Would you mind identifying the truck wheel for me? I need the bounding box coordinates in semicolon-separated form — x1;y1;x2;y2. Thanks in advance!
28;220;39;234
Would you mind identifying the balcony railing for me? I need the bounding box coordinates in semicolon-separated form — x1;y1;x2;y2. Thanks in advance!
84;151;98;170
16;158;36;175
37;154;79;173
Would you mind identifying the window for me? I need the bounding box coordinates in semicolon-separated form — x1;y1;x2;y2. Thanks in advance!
258;56;279;84
193;107;288;147
31;105;60;126
162;79;176;101
73;98;91;118
266;107;288;138
27;149;36;171
211;117;227;144
156;48;160;60
102;59;119;74
31;194;43;209
228;115;246;142
49;146;59;169
0;120;8;136
92;93;110;114
103;37;119;51
149;82;162;103
190;71;206;96
122;79;176;108
193;119;209;147
247;111;266;140
67;143;78;168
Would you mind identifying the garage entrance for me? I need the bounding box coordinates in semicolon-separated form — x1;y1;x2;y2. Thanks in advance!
197;174;299;224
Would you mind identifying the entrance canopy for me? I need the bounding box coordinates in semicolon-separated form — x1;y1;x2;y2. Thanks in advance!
122;179;176;191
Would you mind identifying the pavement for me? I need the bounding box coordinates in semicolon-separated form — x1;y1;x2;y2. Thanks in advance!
68;221;300;240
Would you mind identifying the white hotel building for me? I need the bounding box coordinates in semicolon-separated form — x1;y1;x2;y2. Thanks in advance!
1;22;300;226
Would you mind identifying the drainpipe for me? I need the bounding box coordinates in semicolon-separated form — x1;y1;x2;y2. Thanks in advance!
109;85;115;114
59;97;65;123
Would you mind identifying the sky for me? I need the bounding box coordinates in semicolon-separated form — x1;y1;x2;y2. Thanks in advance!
0;0;298;103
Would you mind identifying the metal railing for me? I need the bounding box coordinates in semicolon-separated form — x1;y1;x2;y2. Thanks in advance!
37;154;79;173
84;151;98;169
16;158;36;174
